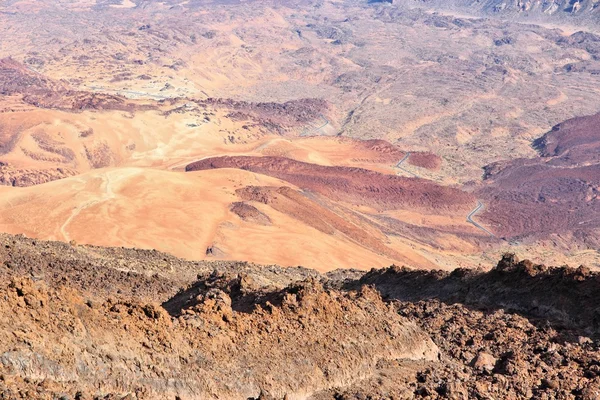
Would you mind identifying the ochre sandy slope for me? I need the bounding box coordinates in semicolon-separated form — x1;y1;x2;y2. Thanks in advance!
0;168;404;271
0;166;491;271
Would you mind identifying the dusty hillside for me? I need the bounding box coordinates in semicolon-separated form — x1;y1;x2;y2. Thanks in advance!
3;0;600;269
2;235;600;399
0;233;437;398
0;168;438;271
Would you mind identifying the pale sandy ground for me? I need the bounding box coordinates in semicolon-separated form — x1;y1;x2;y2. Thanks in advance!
5;105;589;270
0;107;407;174
0;107;260;171
0;106;501;271
0;168;404;271
0;162;499;271
4;118;598;270
2;109;593;270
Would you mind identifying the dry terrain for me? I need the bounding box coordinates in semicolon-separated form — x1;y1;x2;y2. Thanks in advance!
3;0;600;398
2;0;600;269
2;235;600;399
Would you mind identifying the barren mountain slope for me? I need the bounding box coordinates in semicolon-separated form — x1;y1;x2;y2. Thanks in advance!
0;165;497;271
186;156;474;212
399;0;600;27
0;168;398;271
3;0;600;182
2;235;600;399
3;0;600;269
478;112;600;246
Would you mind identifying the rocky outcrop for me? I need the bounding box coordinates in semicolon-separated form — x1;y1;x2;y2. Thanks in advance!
408;152;442;171
0;58;66;95
3;235;600;399
0;165;78;187
389;298;600;400
230;201;272;225
349;253;600;332
532;112;600;161
0;58;154;112
0;242;438;398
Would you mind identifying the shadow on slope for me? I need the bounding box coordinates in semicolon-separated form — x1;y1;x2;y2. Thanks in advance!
344;254;600;334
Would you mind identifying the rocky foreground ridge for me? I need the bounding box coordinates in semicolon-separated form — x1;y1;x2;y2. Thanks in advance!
1;234;600;399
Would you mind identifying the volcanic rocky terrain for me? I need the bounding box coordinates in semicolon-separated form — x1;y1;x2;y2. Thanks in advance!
3;0;600;269
2;235;600;399
4;0;600;398
477;111;600;250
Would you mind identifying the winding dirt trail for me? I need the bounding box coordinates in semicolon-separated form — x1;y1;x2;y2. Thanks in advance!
59;170;134;241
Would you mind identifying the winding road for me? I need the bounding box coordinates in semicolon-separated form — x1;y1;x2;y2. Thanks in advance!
395;155;493;237
300;113;330;136
395;152;419;178
467;201;495;237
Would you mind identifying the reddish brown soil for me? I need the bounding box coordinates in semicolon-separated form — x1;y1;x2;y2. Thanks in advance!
236;185;414;263
355;139;405;163
0;57;154;112
478;112;600;240
408;152;443;171
533;112;600;163
350;253;600;331
349;139;441;169
229;201;272;225
187;156;474;213
0;234;437;399
479;161;600;238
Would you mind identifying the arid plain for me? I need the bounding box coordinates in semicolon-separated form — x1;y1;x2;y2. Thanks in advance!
3;0;600;270
7;1;600;399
